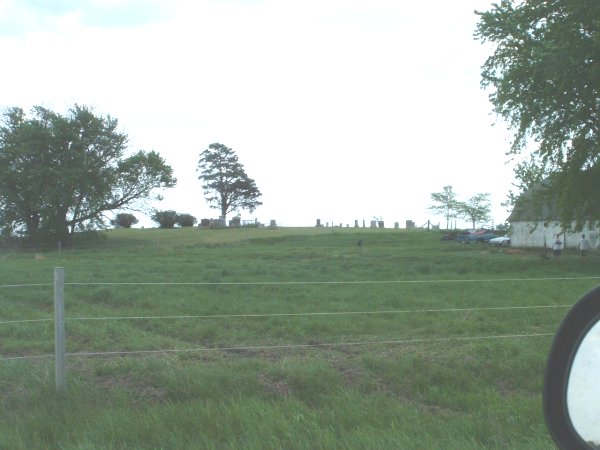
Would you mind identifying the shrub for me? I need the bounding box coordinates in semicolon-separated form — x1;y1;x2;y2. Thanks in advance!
151;210;178;229
176;213;197;227
111;213;139;229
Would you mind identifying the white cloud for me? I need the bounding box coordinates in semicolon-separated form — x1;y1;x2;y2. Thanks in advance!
0;0;170;35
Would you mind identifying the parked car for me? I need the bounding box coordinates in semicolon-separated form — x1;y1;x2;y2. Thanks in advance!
456;230;496;243
489;236;510;246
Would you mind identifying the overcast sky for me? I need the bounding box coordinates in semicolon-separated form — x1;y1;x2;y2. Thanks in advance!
1;0;517;228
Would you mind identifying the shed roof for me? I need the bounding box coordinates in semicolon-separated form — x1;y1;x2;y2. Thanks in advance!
507;180;557;222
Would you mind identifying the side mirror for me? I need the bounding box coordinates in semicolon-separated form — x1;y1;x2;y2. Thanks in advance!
544;285;600;449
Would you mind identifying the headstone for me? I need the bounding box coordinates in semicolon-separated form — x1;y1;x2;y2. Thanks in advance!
316;219;322;227
210;217;226;228
269;219;277;229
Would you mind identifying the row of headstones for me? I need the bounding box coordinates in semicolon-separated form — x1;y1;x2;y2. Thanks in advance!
315;219;417;229
198;217;277;228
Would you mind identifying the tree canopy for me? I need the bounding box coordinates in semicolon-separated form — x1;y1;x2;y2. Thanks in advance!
501;153;551;212
429;186;457;229
476;0;600;226
197;143;262;219
429;186;491;229
0;105;176;245
456;193;492;229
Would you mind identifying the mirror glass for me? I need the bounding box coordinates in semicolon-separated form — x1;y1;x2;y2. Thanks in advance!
567;320;600;448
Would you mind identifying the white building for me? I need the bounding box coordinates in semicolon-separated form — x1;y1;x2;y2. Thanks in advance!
508;183;598;249
509;219;598;249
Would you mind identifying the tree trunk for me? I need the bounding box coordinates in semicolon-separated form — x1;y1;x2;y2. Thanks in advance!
25;212;41;247
53;207;73;248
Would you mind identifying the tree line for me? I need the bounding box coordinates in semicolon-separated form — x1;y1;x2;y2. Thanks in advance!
0;106;262;246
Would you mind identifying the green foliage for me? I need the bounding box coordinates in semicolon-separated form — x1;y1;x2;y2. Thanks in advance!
429;186;458;229
456;193;492;229
151;210;178;228
430;187;491;229
176;213;197;227
111;213;139;229
494;222;510;233
476;0;600;226
151;211;198;228
197;143;262;219
502;153;552;213
0;105;176;246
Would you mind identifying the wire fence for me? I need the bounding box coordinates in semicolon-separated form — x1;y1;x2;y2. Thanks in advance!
3;276;600;290
1;269;592;388
2;303;570;323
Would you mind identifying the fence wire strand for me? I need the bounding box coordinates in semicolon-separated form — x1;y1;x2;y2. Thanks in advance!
62;304;571;322
62;276;600;286
0;304;571;326
1;276;599;290
0;332;554;362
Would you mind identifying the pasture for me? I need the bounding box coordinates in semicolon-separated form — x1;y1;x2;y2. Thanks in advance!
1;227;597;449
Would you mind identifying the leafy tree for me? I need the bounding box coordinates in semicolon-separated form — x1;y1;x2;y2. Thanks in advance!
456;193;492;229
151;210;178;229
176;213;197;227
429;186;458;229
502;153;552;212
197;143;262;220
111;213;138;229
476;0;600;227
0;105;176;245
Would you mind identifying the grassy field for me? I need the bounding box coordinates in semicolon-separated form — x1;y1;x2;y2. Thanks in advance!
1;226;598;449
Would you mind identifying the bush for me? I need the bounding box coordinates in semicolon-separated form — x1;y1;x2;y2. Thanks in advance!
176;213;197;227
111;213;139;229
151;210;178;229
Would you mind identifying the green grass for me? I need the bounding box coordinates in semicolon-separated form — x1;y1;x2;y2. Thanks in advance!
1;227;598;449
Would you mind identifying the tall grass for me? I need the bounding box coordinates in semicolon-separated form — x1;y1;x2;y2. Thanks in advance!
1;227;597;449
